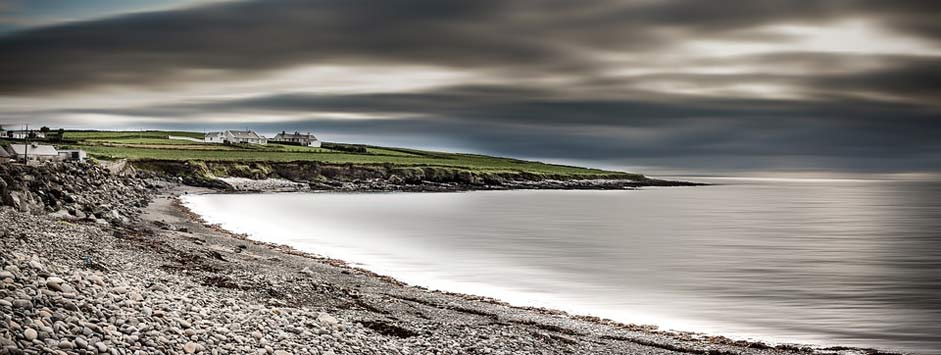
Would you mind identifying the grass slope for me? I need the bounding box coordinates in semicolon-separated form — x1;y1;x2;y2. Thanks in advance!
52;130;634;177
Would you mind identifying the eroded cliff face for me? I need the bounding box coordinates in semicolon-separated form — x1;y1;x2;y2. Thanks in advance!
126;159;657;191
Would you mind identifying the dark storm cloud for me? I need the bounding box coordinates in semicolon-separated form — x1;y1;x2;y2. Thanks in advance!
2;0;941;94
1;0;940;173
808;56;941;101
0;0;567;94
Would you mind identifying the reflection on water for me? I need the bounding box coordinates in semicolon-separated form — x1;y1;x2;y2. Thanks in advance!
183;178;941;354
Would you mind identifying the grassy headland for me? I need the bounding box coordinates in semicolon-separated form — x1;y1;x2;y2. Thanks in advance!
46;130;639;178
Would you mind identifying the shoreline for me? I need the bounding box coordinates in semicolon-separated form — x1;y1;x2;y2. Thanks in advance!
0;163;905;355
173;187;902;355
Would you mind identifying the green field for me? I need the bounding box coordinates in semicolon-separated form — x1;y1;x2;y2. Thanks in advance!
63;130;205;140
53;130;630;177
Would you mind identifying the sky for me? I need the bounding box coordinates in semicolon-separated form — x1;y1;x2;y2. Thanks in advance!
1;0;939;176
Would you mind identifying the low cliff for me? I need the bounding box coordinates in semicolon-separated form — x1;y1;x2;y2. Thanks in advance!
127;159;689;191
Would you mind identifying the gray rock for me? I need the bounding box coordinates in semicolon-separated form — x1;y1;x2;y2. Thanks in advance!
12;299;31;309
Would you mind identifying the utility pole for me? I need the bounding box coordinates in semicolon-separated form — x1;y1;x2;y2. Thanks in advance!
23;124;29;164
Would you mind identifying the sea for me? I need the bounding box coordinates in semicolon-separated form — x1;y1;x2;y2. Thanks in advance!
182;177;941;354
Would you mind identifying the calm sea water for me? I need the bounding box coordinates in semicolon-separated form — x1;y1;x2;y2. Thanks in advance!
182;178;941;354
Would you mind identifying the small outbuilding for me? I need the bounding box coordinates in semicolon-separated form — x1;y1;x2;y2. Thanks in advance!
58;149;87;162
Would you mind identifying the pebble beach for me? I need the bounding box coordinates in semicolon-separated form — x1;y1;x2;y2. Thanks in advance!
0;162;901;355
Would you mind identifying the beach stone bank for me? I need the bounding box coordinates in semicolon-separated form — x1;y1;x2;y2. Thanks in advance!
0;210;395;355
0;162;164;224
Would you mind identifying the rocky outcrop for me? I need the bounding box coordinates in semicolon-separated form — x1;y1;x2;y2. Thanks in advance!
0;162;168;224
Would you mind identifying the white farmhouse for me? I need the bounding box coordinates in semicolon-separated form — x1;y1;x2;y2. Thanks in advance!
5;130;45;139
271;131;321;147
204;132;226;143
204;130;267;145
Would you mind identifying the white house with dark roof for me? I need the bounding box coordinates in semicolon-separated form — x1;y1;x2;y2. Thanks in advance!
5;143;60;162
271;131;321;147
204;130;267;145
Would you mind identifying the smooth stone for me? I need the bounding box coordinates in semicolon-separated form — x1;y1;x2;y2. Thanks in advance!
183;341;199;353
23;328;37;341
46;276;66;291
28;260;45;270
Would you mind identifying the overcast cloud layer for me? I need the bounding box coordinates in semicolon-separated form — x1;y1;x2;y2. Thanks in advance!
1;0;939;174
